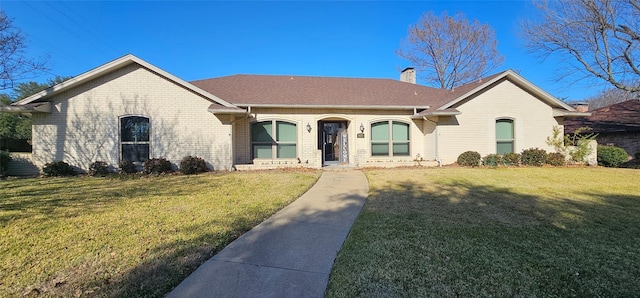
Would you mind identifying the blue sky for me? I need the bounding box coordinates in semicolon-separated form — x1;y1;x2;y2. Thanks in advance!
0;1;605;101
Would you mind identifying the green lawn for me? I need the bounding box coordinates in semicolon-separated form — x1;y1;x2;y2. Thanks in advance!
0;171;320;297
327;167;640;297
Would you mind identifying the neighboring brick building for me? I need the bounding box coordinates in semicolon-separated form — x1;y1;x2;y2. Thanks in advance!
565;99;640;158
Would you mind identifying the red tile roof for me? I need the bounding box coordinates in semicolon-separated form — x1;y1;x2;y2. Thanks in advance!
565;99;640;133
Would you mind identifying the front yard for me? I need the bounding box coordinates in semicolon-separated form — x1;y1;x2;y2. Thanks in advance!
327;167;640;297
0;171;320;297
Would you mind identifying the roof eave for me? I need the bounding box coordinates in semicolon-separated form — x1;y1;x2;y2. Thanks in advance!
411;110;461;119
1;102;51;113
207;107;247;114
553;109;592;117
439;70;576;112
14;54;239;109
236;103;430;110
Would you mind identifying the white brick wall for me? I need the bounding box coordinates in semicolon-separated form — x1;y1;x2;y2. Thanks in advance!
31;64;233;172
29;68;563;171
437;79;561;164
234;108;427;167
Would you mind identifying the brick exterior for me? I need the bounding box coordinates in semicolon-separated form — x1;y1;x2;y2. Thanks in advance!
436;79;560;163
597;132;640;158
31;64;233;172
12;57;572;172
235;108;431;167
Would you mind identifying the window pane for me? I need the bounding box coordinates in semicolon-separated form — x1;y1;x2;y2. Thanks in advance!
392;122;409;141
371;143;389;156
121;116;149;142
277;144;297;158
122;144;149;162
496;119;514;140
277;121;297;142
393;143;410;156
371;122;389;141
251;122;273;142
497;141;514;155
253;144;272;158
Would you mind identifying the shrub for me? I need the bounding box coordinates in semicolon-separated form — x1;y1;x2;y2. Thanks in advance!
482;154;503;167
545;152;565;166
521;148;547;166
503;153;521;166
89;161;111;176
143;158;173;174
179;156;209;175
119;160;138;174
597;145;628;167
457;151;481;167
43;161;77;177
0;150;11;177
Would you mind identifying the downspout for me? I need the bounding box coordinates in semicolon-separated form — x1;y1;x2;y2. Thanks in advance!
424;117;442;167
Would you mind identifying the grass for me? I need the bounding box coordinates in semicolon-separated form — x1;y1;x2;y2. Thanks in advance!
327;167;640;297
0;170;320;297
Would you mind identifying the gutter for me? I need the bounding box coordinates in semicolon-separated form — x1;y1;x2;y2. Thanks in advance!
235;103;430;110
1;102;51;113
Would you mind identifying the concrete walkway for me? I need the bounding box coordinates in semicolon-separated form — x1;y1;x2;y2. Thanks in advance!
167;170;369;298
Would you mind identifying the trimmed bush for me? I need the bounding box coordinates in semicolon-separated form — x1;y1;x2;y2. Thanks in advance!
89;161;111;176
179;156;208;175
482;154;503;167
503;153;521;166
521;148;547;166
597;145;628;167
43;161;77;177
545;152;566;166
0;150;11;177
119;160;138;174
143;158;173;174
457;151;481;167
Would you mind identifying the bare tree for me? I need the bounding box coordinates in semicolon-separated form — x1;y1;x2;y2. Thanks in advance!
522;0;640;92
396;11;504;89
586;84;639;109
0;11;47;90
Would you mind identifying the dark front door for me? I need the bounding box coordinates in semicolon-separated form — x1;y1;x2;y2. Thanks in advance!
319;121;348;166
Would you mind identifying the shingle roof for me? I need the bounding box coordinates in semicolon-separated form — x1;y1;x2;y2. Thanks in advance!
190;71;516;111
564;99;640;133
191;74;459;108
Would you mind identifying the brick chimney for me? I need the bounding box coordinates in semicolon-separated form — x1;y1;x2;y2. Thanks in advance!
400;67;416;84
571;102;589;112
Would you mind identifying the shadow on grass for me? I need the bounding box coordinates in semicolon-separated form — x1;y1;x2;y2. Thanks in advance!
9;170;360;297
367;178;640;229
111;171;367;297
326;175;640;297
0;175;211;225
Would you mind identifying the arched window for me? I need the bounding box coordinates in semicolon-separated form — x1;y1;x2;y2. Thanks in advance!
496;119;514;154
371;121;410;156
251;120;297;159
120;116;150;162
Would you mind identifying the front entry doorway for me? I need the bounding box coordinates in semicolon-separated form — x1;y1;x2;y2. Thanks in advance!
319;121;348;166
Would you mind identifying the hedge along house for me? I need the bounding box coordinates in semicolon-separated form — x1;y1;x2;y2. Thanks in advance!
3;54;588;173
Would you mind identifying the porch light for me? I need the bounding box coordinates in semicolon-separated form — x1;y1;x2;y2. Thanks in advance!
359;123;365;133
306;123;312;133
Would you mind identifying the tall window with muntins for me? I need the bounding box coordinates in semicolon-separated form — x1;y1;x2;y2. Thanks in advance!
251;120;297;159
496;119;514;154
120;116;150;162
371;121;410;156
